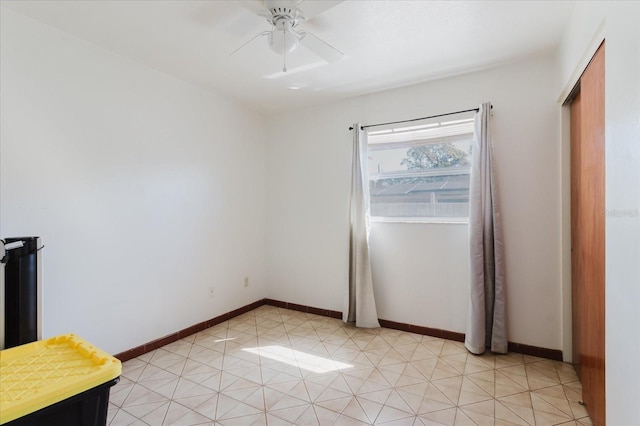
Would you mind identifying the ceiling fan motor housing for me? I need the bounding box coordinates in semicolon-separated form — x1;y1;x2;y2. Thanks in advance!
268;7;303;27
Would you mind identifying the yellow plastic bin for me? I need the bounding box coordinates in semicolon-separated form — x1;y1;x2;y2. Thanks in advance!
0;334;121;425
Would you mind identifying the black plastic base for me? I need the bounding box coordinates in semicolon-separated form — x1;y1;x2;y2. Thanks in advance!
5;377;119;426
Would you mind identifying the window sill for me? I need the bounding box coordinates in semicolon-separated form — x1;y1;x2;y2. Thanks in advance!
370;217;469;225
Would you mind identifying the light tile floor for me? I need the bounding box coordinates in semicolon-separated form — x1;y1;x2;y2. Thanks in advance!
108;305;592;425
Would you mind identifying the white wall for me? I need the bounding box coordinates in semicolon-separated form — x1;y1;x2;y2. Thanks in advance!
0;8;267;354
557;2;640;423
266;55;562;350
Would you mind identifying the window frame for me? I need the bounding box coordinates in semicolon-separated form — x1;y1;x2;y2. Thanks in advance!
366;115;474;224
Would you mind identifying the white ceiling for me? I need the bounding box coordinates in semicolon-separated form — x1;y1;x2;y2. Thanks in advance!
2;0;575;115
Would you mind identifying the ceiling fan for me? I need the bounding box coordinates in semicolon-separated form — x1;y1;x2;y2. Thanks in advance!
230;0;344;72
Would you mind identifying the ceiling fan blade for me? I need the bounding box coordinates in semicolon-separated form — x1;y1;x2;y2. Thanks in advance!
226;12;270;37
237;0;269;15
296;0;343;20
298;31;343;63
230;31;271;56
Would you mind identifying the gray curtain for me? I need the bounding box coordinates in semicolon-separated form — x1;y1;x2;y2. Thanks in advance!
465;103;507;354
344;124;380;328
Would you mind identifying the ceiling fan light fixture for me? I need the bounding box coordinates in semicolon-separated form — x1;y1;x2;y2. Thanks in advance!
268;19;299;55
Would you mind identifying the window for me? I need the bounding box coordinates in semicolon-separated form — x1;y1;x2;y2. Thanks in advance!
367;116;474;222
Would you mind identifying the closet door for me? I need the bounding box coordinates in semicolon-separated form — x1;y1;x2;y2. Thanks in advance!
570;42;605;426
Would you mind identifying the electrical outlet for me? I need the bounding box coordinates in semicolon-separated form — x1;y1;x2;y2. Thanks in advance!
244;277;249;288
208;287;215;298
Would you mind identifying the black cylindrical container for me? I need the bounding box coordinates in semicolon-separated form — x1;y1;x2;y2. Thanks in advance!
3;237;41;349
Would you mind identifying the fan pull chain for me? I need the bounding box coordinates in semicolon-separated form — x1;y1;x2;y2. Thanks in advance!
282;30;287;72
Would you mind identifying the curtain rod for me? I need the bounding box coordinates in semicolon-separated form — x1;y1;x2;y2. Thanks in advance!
348;105;492;131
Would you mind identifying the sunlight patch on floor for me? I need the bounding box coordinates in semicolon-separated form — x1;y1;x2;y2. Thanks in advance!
242;345;353;373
